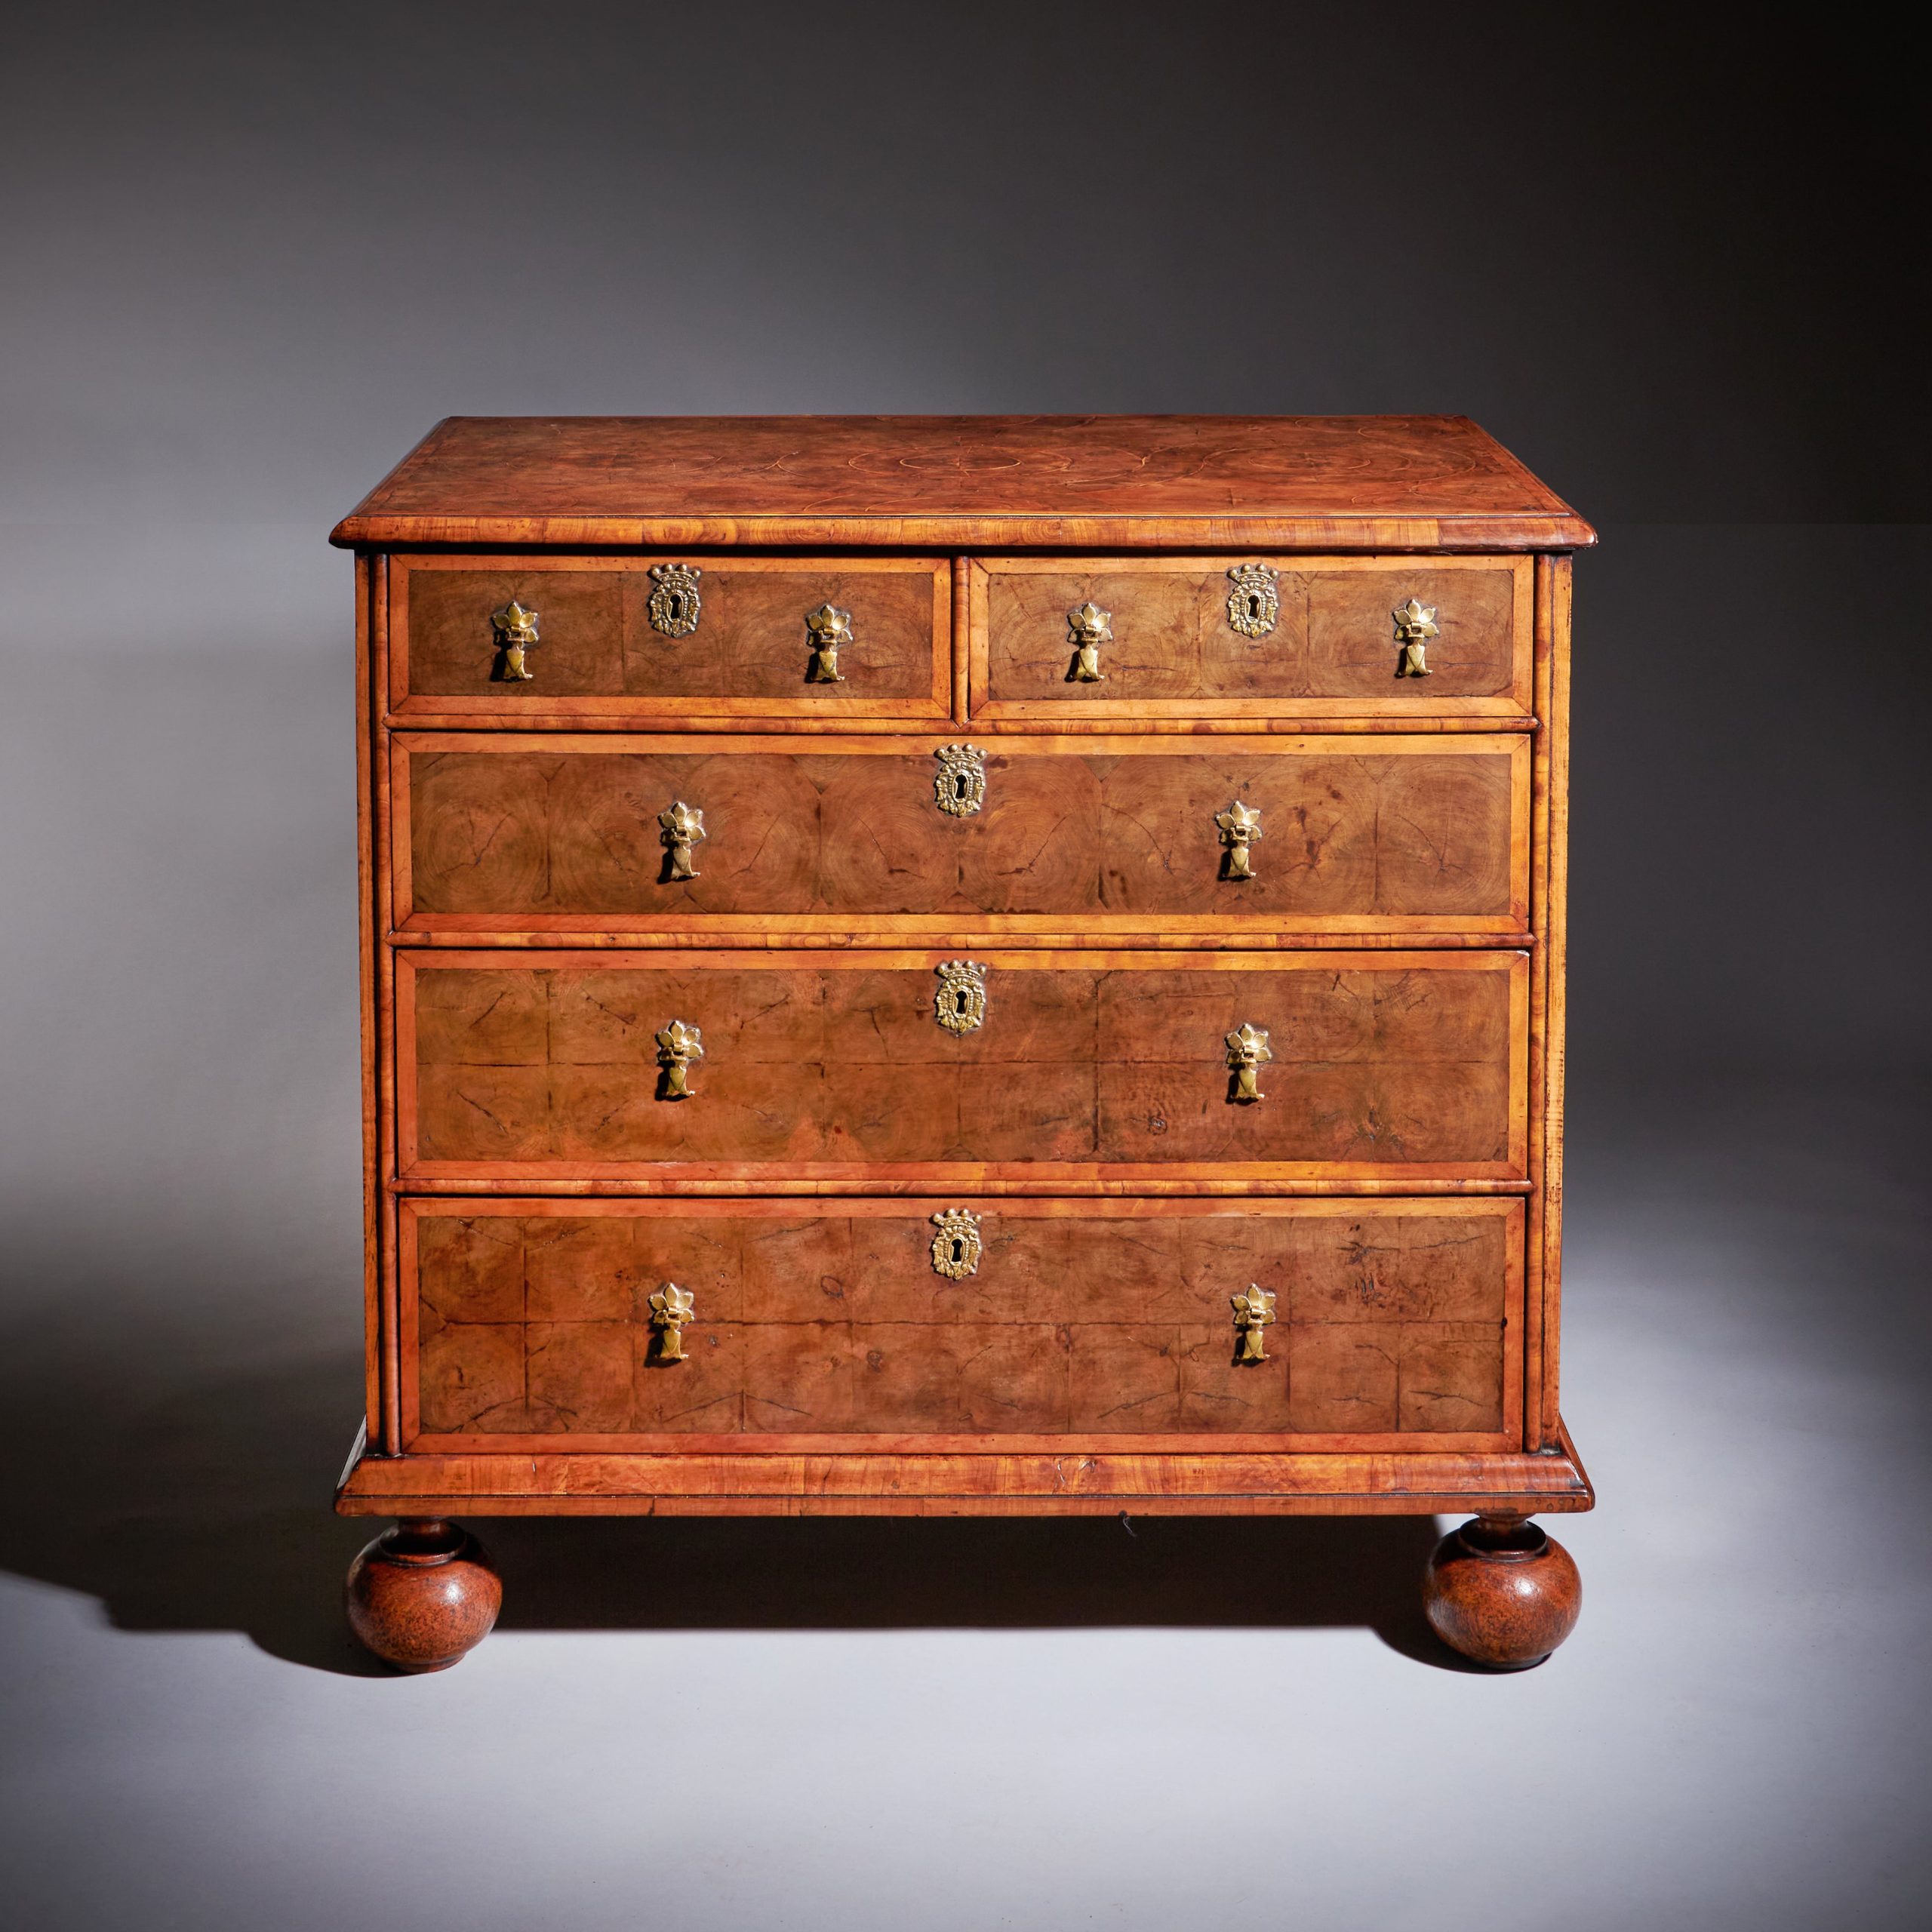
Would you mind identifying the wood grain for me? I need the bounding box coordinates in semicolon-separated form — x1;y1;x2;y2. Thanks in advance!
334;1420;1596;1518
389;555;950;721
355;555;380;1442
331;416;1596;551
398;1196;1520;1451
974;556;1531;718
395;949;1530;1186
392;732;1530;940
1423;1515;1583;1667
1540;554;1574;1445
374;558;401;1451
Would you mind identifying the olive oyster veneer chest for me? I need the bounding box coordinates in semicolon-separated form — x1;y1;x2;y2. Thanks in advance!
332;415;1594;1670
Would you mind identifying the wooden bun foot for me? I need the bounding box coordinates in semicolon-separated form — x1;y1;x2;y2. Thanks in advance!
345;1518;501;1672
1423;1515;1581;1669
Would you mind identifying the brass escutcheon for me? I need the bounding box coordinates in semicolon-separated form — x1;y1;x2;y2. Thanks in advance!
1215;800;1263;881
1231;1284;1277;1362
659;799;706;881
648;1282;696;1361
805;602;852;683
648;562;703;637
655;1018;704;1100
490;600;540;681
930;1208;983;1280
1226;1022;1272;1103
1392;597;1439;678
1226;563;1280;638
935;961;988;1035
1066;601;1111;682
934;743;987;817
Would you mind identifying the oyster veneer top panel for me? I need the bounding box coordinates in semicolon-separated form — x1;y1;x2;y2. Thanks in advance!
332;415;1596;550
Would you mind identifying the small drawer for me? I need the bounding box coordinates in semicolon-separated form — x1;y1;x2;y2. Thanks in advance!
399;1194;1524;1451
395;948;1529;1189
968;555;1533;720
392;731;1531;942
387;555;952;721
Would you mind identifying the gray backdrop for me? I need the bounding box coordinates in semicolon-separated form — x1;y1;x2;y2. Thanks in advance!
3;8;1927;1930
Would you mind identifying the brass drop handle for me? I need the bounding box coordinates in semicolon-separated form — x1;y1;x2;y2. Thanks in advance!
1392;597;1439;678
659;800;706;881
1215;801;1262;881
1066;601;1111;682
656;1019;703;1100
1226;1022;1271;1104
934;743;986;817
648;1282;695;1361
648;562;703;636
491;600;540;681
935;961;988;1034
1231;1285;1277;1362
805;602;852;683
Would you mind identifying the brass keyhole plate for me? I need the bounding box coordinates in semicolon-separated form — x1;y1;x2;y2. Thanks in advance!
930;1208;983;1279
934;744;986;817
934;961;988;1035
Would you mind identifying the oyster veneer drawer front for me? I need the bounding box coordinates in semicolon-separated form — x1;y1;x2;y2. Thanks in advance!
400;1195;1524;1452
388;554;951;720
395;949;1529;1188
968;555;1533;720
392;732;1531;941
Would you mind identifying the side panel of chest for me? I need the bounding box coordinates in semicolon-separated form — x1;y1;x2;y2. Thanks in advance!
393;733;1531;941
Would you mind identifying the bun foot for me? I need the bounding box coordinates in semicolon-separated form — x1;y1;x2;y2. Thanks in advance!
346;1518;501;1672
1423;1514;1581;1669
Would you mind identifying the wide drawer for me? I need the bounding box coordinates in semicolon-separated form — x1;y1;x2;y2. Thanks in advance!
969;554;1533;719
400;1195;1524;1451
387;554;951;720
395;949;1528;1188
392;732;1531;942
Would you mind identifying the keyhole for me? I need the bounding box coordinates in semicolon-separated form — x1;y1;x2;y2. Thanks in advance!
954;990;969;1017
949;1238;966;1265
667;593;685;623
952;774;969;801
1247;592;1262;618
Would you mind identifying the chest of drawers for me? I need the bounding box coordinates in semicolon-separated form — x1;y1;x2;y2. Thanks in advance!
332;415;1594;1671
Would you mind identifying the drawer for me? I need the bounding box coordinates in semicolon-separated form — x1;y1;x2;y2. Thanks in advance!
392;732;1531;941
968;555;1533;719
399;1195;1524;1451
386;554;952;720
395;949;1528;1187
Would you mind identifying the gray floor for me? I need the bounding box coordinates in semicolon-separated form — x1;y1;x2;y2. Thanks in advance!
2;543;1929;1930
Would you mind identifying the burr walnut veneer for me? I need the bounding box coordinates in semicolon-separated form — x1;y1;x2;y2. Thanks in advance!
332;416;1593;1671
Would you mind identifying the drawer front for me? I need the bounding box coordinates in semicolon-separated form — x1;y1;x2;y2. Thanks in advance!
396;949;1528;1186
970;555;1532;718
401;1195;1524;1451
394;732;1531;940
389;555;951;719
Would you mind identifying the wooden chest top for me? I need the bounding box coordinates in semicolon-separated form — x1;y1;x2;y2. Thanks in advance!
331;414;1597;552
